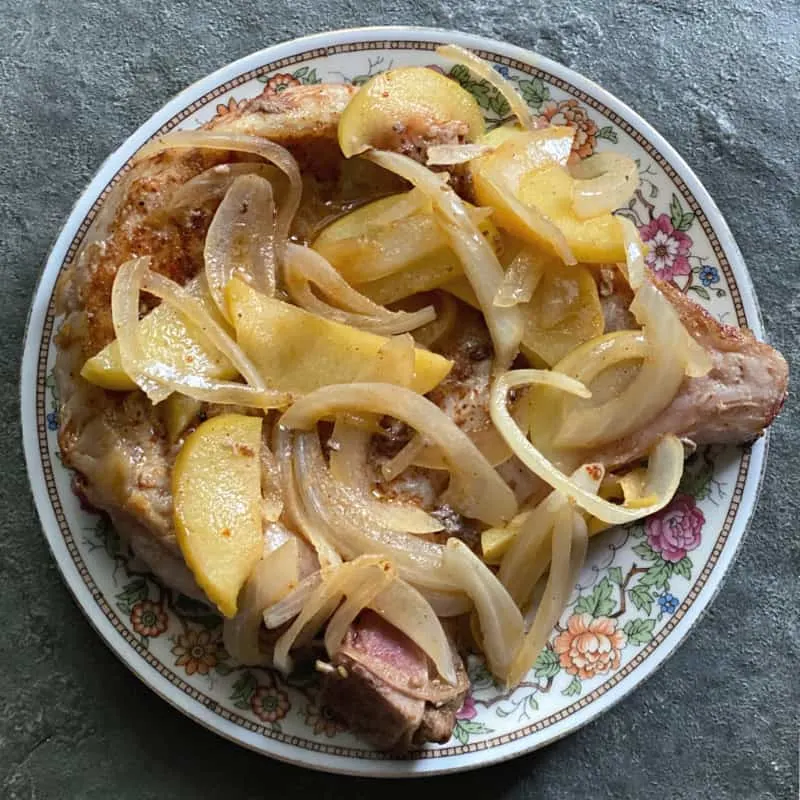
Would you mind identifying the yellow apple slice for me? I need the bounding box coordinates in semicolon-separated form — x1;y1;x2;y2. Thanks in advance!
313;191;499;287
173;413;263;617
226;279;452;396
81;281;236;392
520;263;604;366
518;166;626;263
338;67;485;158
471;126;628;263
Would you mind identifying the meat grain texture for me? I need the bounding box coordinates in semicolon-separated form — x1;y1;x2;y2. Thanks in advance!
53;81;788;750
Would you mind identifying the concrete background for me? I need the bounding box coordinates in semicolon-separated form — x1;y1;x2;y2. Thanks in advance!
1;1;797;797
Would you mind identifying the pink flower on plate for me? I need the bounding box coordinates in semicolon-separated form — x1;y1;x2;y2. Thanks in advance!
639;214;693;282
456;694;477;721
646;494;705;563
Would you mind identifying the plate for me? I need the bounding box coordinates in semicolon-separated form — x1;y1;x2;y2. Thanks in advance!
20;26;768;776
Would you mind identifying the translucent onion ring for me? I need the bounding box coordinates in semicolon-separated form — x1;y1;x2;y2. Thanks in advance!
133;130;301;265
283;243;436;335
436;45;538;131
281;382;518;526
491;369;684;525
571;153;639;219
204;173;277;320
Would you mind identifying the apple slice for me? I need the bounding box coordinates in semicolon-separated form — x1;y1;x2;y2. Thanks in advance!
173;413;263;617
81;280;236;392
226;279;452;396
338;66;485;158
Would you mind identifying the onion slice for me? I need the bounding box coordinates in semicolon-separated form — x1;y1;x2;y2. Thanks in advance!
368;579;458;685
323;560;395;656
204;174;277;320
164;162;284;214
366;149;523;371
223;539;301;665
426;143;495;165
112;258;288;408
555;279;689;449
411;291;459;348
491;369;684;524
617;215;647;291
134;131;301;265
443;538;524;682
272;425;343;568
436;45;536;130
283;243;436;334
499;464;603;607
571;153;638;219
494;248;546;308
272;555;390;674
506;505;574;686
281;382;518;525
380;433;427;481
262;571;323;630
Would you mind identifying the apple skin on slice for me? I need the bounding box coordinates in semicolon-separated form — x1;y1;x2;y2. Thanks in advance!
173;413;263;618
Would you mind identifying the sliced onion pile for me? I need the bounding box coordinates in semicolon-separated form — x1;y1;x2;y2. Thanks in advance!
271;555;394;674
281;382;518;525
506;503;580;686
111;257;289;408
443;538;524;682
290;427;461;592
555;279;692;448
499;463;603;607
264;555;459;686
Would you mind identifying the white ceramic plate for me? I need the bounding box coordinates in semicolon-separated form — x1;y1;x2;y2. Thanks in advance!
21;26;768;777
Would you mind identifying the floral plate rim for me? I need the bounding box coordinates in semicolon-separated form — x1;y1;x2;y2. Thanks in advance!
20;26;768;777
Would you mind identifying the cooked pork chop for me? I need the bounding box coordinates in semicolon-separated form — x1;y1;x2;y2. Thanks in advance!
54;78;787;751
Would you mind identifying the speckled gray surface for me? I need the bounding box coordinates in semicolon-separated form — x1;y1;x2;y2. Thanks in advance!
2;1;798;797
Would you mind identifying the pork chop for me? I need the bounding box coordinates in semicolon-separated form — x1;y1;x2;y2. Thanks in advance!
53;76;788;753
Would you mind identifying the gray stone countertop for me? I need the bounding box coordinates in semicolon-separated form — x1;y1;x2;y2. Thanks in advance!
1;1;797;797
